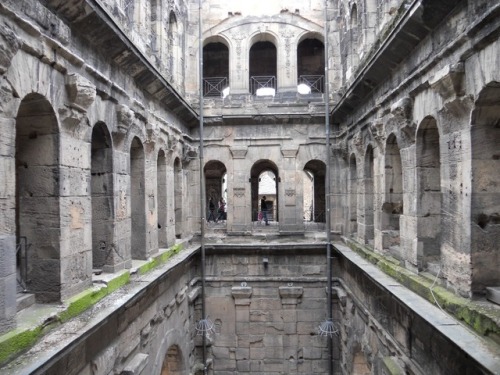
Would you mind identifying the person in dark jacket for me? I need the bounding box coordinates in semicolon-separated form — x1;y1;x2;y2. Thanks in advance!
260;196;269;225
207;197;216;222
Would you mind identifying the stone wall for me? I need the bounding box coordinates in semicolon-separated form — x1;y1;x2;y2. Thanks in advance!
204;246;332;374
332;0;500;297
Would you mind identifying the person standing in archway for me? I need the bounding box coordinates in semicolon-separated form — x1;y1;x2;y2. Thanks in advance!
261;196;269;225
208;197;216;222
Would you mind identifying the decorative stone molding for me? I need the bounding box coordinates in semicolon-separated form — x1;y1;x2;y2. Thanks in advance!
285;189;295;206
115;104;134;139
429;62;464;100
281;148;298;158
353;131;364;151
233;187;245;198
182;144;198;164
230;146;247;159
388;97;414;147
188;286;201;303
369;119;385;146
390;97;412;120
65;73;96;111
232;286;252;306
57;73;95;130
280;30;295;78
0;23;20;75
332;138;348;160
332;286;347;307
58;105;89;130
279;286;303;305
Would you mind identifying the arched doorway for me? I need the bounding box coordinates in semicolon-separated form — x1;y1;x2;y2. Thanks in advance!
303;160;326;223
349;154;358;236
361;145;375;245
130;137;146;260
161;345;185;375
382;134;403;258
470;84;500;293
157;149;168;248
15;93;61;302
204;160;227;221
416;117;442;271
251;160;279;223
91;122;114;271
174;157;183;239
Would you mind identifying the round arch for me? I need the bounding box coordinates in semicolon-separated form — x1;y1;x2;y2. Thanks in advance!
250;160;279;222
15;93;61;302
303;160;326;223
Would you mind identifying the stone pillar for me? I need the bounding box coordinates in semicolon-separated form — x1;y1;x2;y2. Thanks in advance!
279;148;304;233
277;31;298;95
228;33;249;95
229;147;250;233
279;286;303;373
232;286;252;372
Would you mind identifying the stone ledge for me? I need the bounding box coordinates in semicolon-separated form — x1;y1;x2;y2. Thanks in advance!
340;237;500;344
0;241;188;366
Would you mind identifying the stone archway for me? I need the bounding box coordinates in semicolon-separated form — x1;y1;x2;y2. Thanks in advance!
15;93;61;302
157;149;168;248
470;83;500;293
161;345;185;375
303;159;326;223
130;137;146;260
91;122;114;271
416;116;442;272
382;134;403;258
250;160;279;222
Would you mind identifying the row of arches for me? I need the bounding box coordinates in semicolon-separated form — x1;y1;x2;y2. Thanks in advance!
344;84;500;295
204;159;326;224
14;94;186;303
203;35;325;96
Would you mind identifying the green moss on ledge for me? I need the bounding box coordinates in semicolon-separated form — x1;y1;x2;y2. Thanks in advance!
0;243;184;367
0;326;43;364
343;238;500;341
138;244;184;275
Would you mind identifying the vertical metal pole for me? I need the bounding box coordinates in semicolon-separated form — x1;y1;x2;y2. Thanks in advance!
198;0;207;373
324;1;333;374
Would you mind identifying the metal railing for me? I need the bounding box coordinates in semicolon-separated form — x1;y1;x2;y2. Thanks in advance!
298;75;324;93
250;76;276;95
203;77;228;97
16;237;30;293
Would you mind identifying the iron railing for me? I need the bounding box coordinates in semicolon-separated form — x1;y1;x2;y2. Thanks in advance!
203;77;228;97
298;75;324;93
250;76;276;95
16;237;30;293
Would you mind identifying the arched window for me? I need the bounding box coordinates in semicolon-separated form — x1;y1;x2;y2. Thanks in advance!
297;37;325;93
203;41;229;97
249;40;277;95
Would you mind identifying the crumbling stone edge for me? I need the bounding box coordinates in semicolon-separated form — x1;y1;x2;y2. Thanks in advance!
0;243;185;366
341;237;500;344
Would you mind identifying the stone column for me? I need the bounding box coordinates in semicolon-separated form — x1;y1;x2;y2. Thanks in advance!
228;33;249;95
279;286;303;373
279;148;304;233
277;30;298;96
229;147;250;233
232;286;253;372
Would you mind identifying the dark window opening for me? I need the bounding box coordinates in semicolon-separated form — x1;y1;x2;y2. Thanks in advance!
249;41;277;95
298;38;325;94
203;42;229;97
